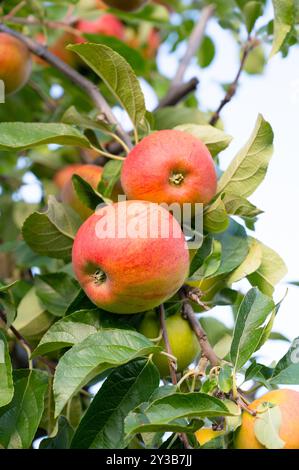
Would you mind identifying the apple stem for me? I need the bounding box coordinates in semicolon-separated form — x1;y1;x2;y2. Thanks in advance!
179;286;219;367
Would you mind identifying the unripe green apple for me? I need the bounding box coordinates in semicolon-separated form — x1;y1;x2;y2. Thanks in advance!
102;0;148;11
0;33;32;95
139;310;199;376
121;130;217;208
72;200;189;313
235;389;299;449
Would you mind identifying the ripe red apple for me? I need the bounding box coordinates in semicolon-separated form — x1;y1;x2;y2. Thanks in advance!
54;164;83;189
72;200;189;313
102;0;148;11
61;164;103;220
76;13;125;39
0;33;32;95
121;130;217;208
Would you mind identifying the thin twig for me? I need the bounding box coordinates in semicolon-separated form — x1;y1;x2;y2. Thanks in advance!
0;22;132;150
3;1;27;20
157;304;191;449
169;5;215;90
209;37;258;126
179;287;219;367
5;16;83;37
0;309;56;373
158;304;177;385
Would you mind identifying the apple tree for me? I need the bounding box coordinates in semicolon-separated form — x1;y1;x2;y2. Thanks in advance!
0;0;298;450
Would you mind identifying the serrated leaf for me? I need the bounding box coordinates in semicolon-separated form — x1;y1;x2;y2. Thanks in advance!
40;417;74;449
54;329;160;417
230;287;275;370
0;331;13;407
217;115;273;198
227;237;262;284
72;174;105;210
71;359;159;449
270;338;299;384
22;196;81;260
35;273;80;317
0;123;90;151
174;124;232;156
125;393;231;437
271;0;295;56
0;370;48;449
13;287;54;339
222;192;263;219
248;240;287;296
97;160;123;198
69;43;146;130
189;235;213;277
243;1;264;33
203;196;230;233
254;404;285;449
62;106;113;134
31;309;101;358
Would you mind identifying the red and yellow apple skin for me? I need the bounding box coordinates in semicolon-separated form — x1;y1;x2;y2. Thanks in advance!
121;130;217;207
102;0;148;11
76;13;125;39
72;200;189;314
54;164;83;189
139;310;199;376
61;164;103;220
235;389;299;449
0;33;32;95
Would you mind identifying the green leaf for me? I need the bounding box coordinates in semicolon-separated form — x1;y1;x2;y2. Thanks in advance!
222;193;263;219
72;174;105;210
97;160;123;199
0;123;90;151
0;331;13;408
243;1;264;33
22;196;81;260
13;287;54;339
125;393;231;436
227;237;262;284
54;329;160;417
198;35;216;68
212;220;249;278
71;359;160;449
69;43;146;130
35;273;80;317
248;240;287;296
40;417;74;449
203;197;230;233
217;115;274;198
0;370;48;449
62;106;113;135
230;288;275;370
270;338;299;384
189;235;213;277
218;364;233;393
175;124;232;156
271;0;295;56
31;309;101;358
254;404;285;449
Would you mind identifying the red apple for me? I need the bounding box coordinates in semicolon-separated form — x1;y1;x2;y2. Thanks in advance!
61;164;103;220
54;164;83;189
121;129;217;207
72;200;189;313
76;13;125;40
0;33;32;95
